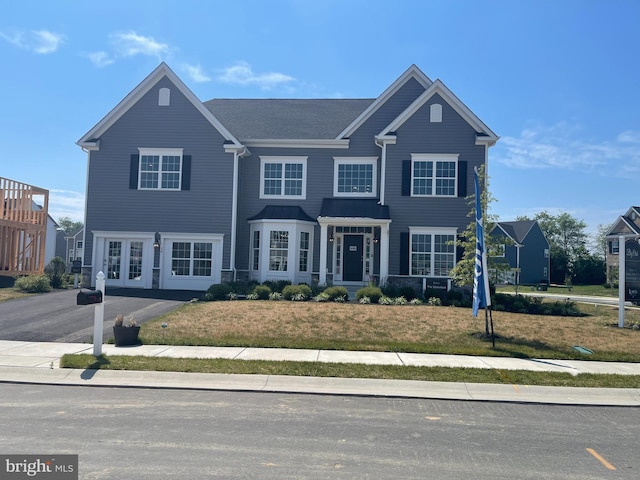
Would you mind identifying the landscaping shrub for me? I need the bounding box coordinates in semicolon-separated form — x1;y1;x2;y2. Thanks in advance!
14;275;52;293
251;284;272;300
227;280;258;295
203;283;233;301
491;293;583;316
322;286;349;301
282;284;312;301
262;280;291;293
355;286;383;303
398;285;418;300
44;256;68;289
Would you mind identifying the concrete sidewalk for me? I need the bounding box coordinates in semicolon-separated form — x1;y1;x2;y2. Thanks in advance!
0;340;639;406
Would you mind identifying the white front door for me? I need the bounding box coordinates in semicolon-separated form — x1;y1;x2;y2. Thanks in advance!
104;239;149;288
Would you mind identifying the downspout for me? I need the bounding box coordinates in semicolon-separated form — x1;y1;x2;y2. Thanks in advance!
229;146;247;281
374;137;387;205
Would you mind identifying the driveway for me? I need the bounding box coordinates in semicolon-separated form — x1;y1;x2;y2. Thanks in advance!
0;288;202;343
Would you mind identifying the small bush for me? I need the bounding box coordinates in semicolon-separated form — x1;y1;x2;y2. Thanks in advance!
394;296;408;305
262;280;291;293
313;292;330;302
322;286;349;301
227;280;258;295
269;292;283;301
44;256;67;289
379;295;394;305
282;284;312;301
203;283;233;301
398;286;418;300
355;286;383;304
251;285;272;300
359;296;371;304
427;297;442;306
14;275;52;293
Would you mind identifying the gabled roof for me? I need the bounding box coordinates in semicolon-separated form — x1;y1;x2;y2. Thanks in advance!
205;98;373;140
378;79;498;144
77;62;241;148
319;198;391;220
247;205;315;223
494;220;537;244
336;64;432;139
606;206;640;237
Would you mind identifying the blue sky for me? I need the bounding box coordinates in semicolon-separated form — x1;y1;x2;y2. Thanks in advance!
1;0;638;237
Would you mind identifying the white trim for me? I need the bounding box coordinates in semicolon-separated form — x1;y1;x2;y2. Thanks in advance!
77;62;242;148
408;226;458;277
245;139;349;149
337;65;432;139
333;157;378;197
410;153;459;197
137;148;184;191
160;233;224;290
378;79;498;145
259;156;307;200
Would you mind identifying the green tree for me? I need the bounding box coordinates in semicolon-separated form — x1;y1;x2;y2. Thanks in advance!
57;216;83;235
449;166;511;288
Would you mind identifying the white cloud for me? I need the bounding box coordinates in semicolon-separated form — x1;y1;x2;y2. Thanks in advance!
0;29;64;54
184;64;211;83
217;61;295;90
87;51;115;68
48;190;85;223
110;31;170;59
493;124;640;175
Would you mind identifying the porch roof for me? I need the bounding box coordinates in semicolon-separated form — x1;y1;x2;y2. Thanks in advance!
247;205;315;223
319;198;390;220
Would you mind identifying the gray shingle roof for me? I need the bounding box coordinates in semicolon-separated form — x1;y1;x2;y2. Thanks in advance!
319;198;391;219
203;98;374;140
247;205;315;223
496;220;536;244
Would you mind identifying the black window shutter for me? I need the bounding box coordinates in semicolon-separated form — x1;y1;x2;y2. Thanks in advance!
181;155;191;191
401;160;411;196
457;161;467;197
399;232;409;275
129;154;139;189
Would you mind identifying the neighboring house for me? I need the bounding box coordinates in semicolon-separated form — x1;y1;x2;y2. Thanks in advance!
605;206;640;284
63;227;85;263
490;220;550;286
1;176;49;277
76;63;498;291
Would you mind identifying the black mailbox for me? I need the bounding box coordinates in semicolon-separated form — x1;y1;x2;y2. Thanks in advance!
77;289;103;305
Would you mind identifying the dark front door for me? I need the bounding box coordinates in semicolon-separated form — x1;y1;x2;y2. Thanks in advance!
343;235;363;281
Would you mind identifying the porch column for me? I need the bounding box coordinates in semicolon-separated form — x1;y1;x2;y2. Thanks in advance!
319;223;328;285
379;223;390;284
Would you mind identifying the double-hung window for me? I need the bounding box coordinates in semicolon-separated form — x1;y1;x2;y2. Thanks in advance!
260;157;307;199
409;227;456;276
138;148;183;190
333;157;377;197
411;154;458;197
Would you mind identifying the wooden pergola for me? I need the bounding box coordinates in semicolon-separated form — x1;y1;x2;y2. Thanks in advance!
0;176;49;276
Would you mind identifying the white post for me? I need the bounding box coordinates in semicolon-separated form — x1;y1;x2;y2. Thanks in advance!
619;235;625;328
319;223;328;285
93;271;106;356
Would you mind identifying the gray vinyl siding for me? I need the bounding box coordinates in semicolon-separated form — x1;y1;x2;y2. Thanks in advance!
234;78;428;274
383;94;487;276
83;76;235;269
517;226;550;284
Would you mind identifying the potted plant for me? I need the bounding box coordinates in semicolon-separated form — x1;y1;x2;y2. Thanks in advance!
113;314;141;347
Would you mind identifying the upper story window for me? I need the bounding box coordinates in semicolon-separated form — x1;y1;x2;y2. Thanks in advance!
609;239;619;255
76;241;83;249
490;244;506;257
260;156;307;199
138;148;183;190
411;153;459;197
333;157;377;197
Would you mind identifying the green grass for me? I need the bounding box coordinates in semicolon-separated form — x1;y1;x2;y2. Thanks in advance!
497;284;619;297
60;353;640;388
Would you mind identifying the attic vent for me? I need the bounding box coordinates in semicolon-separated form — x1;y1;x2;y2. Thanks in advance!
159;88;170;106
430;103;442;123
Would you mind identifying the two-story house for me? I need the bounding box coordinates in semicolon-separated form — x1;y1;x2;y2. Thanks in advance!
605;206;640;284
77;63;498;291
490;220;550;286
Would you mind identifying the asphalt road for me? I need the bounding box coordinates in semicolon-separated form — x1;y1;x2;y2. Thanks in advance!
1;384;638;479
0;288;198;343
